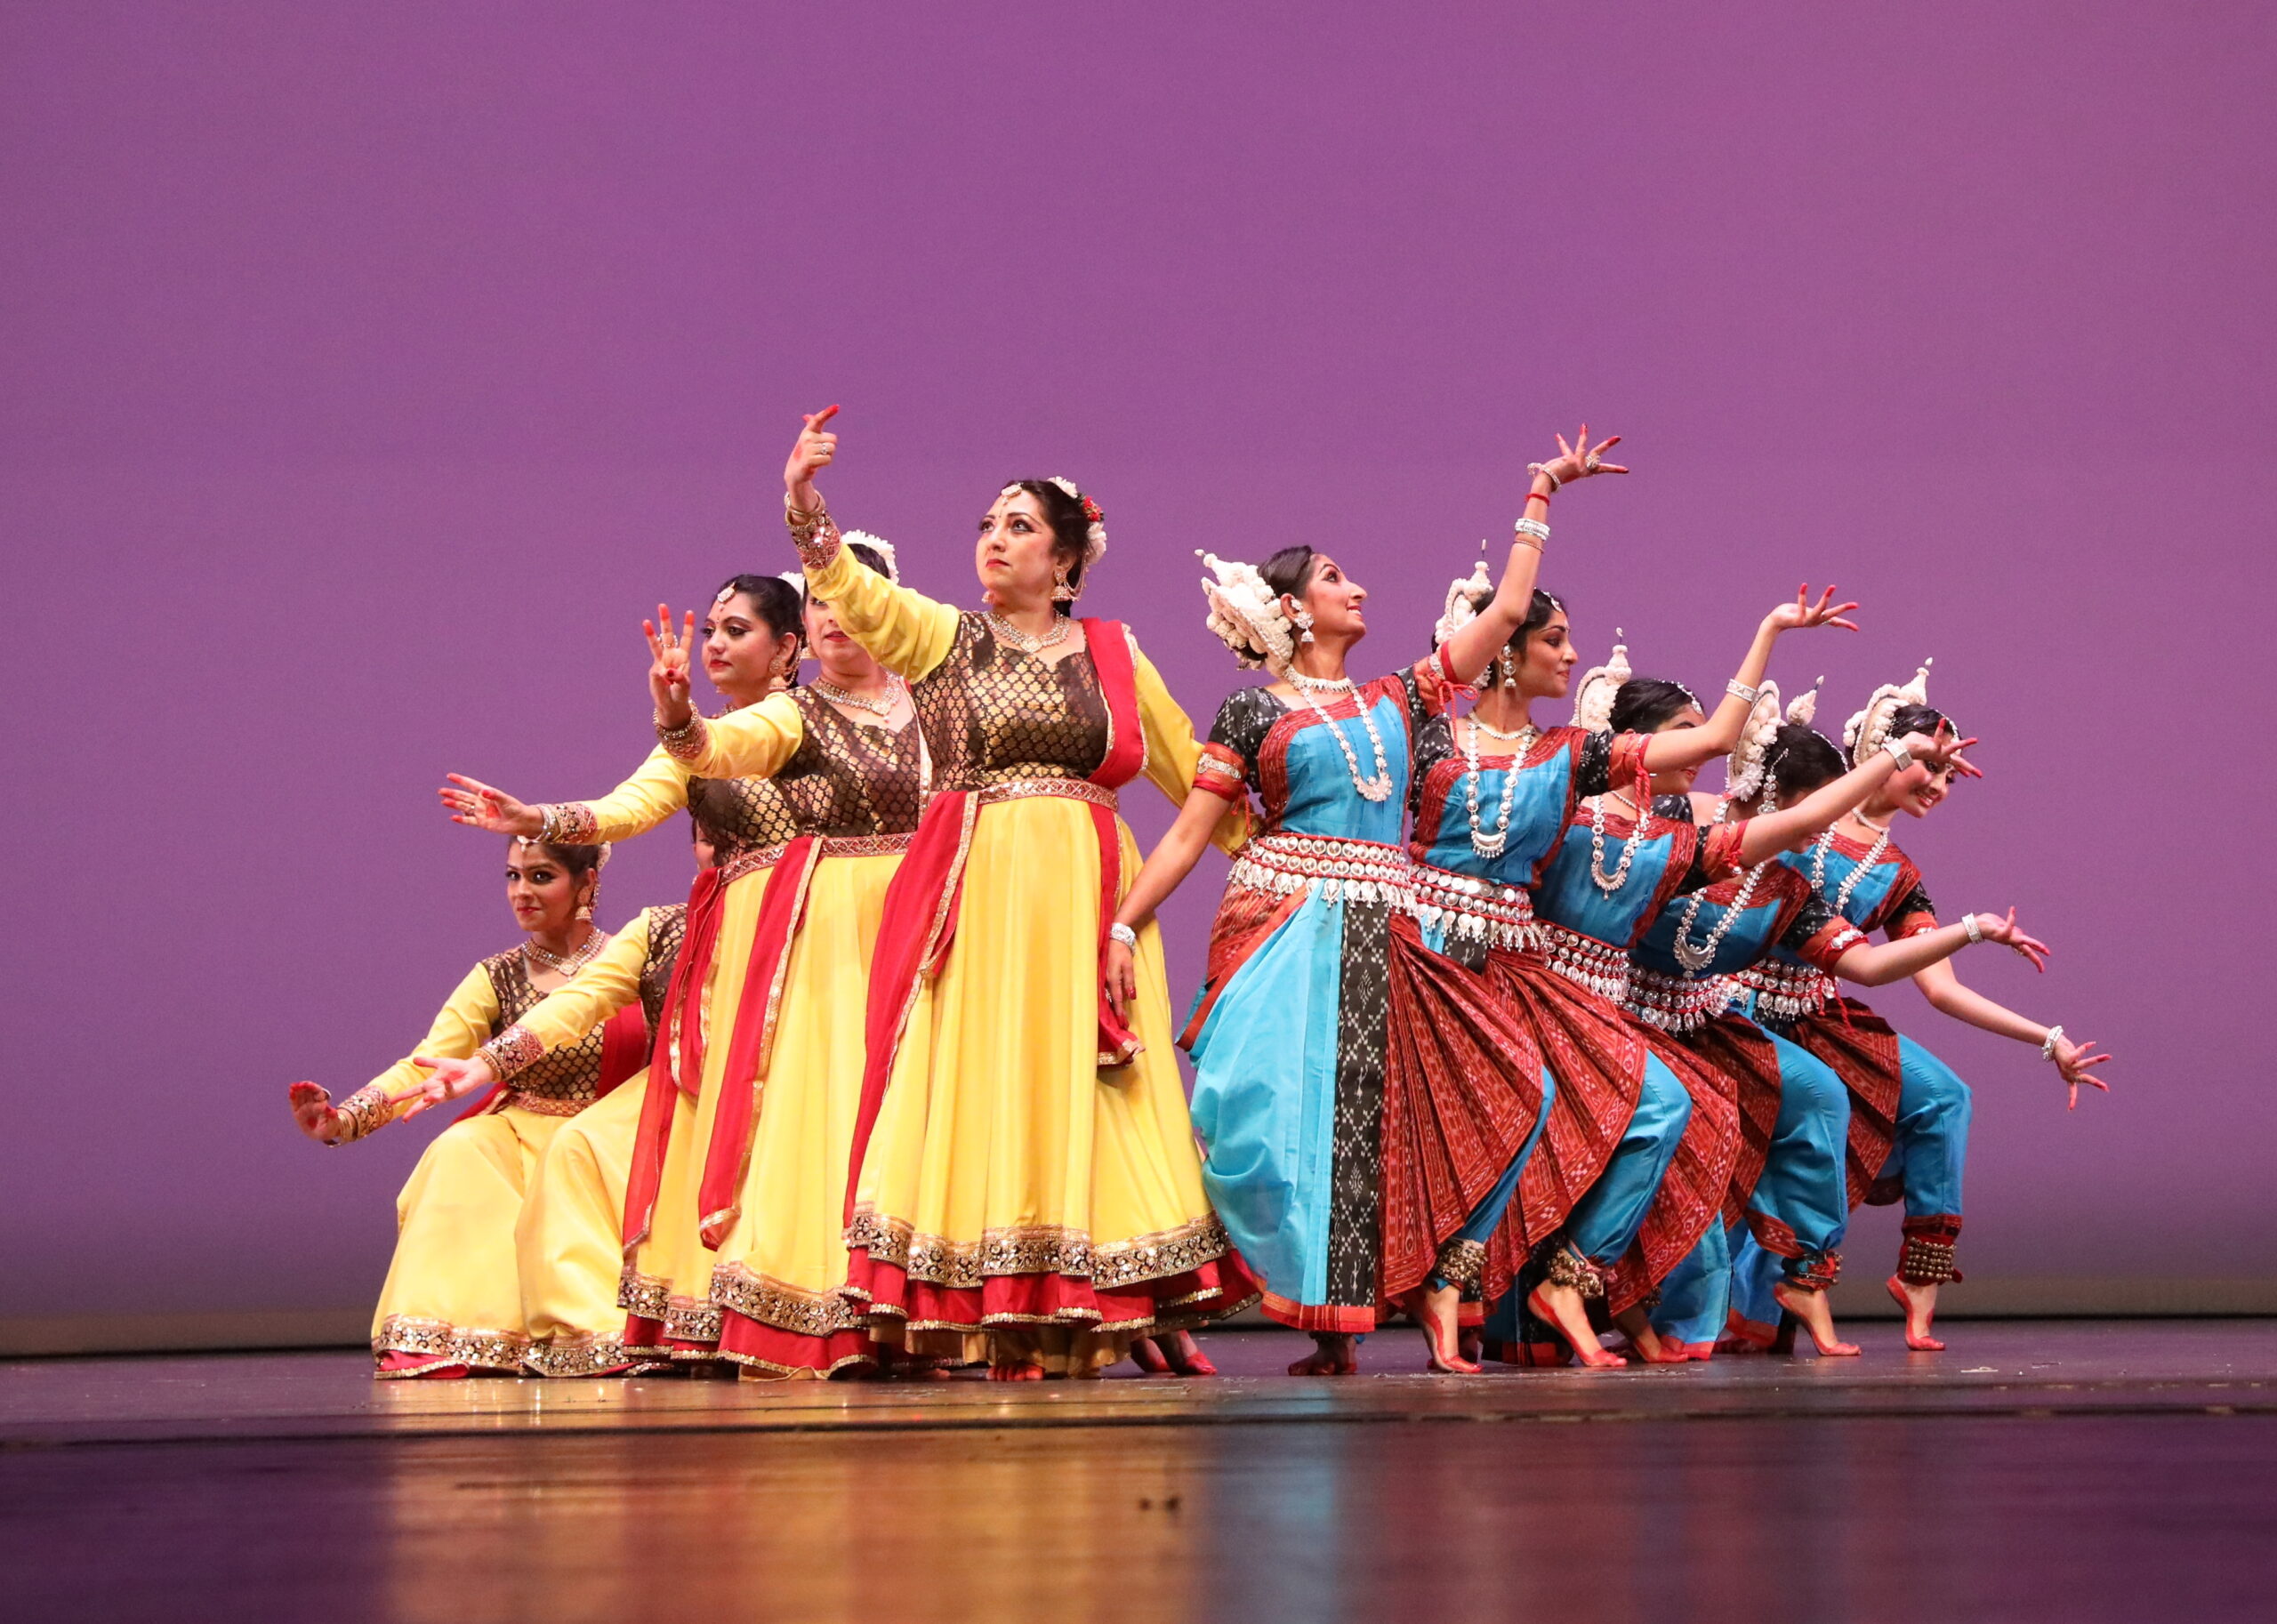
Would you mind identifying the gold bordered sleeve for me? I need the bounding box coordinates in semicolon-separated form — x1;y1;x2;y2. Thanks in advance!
334;963;502;1140
658;690;808;784
802;537;960;683
543;747;696;845
482;909;659;1073
1130;631;1250;854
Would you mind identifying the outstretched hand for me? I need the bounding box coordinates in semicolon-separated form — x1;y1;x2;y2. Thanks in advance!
439;775;540;836
786;405;840;494
1970;907;2049;971
404;1056;496;1120
2052;1035;2113;1109
1534;424;1628;486
1767;583;1863;635
1898;726;1983;780
644;603;696;722
288;1081;344;1145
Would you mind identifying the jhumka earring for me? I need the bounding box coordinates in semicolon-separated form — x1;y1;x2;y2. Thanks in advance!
1051;566;1077;603
1293;608;1316;644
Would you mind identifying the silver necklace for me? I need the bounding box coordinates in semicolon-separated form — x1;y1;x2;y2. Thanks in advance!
1588;790;1645;895
985;611;1071;655
524;929;608;977
810;675;901;719
1671;858;1769;971
1807;816;1891;919
1288;670;1394;802
1460;718;1536;858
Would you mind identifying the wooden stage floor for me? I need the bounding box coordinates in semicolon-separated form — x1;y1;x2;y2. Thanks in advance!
8;1320;2275;1621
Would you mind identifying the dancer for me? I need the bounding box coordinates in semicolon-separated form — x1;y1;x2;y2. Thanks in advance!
690;406;1254;1379
1108;429;1628;1375
288;838;680;1377
1489;613;1972;1365
1623;687;2045;1358
439;574;807;1362
1726;663;2112;1350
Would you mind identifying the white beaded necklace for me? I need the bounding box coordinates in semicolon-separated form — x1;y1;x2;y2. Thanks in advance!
1288;670;1394;802
524;929;608;977
985;611;1070;655
1460;717;1537;858
1588;788;1646;895
1671;859;1769;972
1808;815;1892;919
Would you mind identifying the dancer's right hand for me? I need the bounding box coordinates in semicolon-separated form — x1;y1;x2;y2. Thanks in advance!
439;775;541;836
404;1056;496;1119
1103;937;1138;1022
644;603;696;725
288;1081;344;1145
786;405;839;495
1898;728;1982;781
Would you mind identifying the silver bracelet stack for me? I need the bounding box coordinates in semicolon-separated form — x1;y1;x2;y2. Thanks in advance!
1726;680;1760;704
2040;1024;2065;1061
1961;913;1983;945
1107;922;1138;951
1883;738;1914;772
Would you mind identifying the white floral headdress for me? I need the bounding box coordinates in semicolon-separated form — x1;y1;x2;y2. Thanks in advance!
840;528;900;583
1786;675;1824;729
1197;550;1296;671
1570;629;1632;730
1434;553;1494;647
1845;656;1933;767
1724;679;1786;804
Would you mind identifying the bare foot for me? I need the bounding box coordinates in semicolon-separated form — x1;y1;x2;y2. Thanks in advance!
1404;1285;1482;1373
1885;1274;1945;1351
1288;1332;1359;1376
1611;1306;1688;1364
1774;1281;1860;1355
1526;1284;1626;1369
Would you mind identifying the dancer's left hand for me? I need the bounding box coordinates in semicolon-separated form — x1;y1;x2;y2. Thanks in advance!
1969;908;2049;971
1766;583;1862;635
405;1055;496;1118
2052;1035;2113;1110
1102;938;1138;1023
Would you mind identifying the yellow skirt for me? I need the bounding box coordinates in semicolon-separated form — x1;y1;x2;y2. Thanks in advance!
515;1076;659;1376
619;857;776;1356
845;796;1250;1373
373;1104;564;1374
705;848;901;1375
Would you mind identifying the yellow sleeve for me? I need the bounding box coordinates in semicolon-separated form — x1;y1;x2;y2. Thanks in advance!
805;539;960;682
487;910;654;1066
1132;632;1251;855
346;963;501;1134
669;690;808;782
566;746;695;843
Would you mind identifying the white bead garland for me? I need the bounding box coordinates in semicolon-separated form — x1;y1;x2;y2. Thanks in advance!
1289;671;1394;802
1460;719;1536;858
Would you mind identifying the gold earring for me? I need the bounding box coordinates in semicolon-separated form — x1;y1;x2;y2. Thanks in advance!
1051;566;1076;603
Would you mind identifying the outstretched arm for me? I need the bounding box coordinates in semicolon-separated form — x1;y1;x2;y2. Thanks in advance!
1640;585;1861;772
1836;907;2048;985
287;964;500;1145
1912;956;2113;1108
1439;426;1626;683
1733;728;1978;866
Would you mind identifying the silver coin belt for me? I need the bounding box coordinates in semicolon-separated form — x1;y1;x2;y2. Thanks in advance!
1411;862;1539;953
1623;964;1731;1034
1227;832;1415;907
1729;958;1836;1025
1537;921;1636;1004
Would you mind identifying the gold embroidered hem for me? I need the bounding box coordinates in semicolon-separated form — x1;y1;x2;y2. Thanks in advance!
373;1315;527;1374
708;1262;866;1337
847;1210;1233;1291
617;1265;671;1322
719;1346;876;1377
522;1336;670;1379
665;1299;724;1345
502;1090;591;1118
972;775;1118;808
718;841;788;885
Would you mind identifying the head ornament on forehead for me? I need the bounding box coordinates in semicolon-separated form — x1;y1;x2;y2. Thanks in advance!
840;528;900;583
1570;628;1632;731
1196;551;1295;672
1845;656;1933;767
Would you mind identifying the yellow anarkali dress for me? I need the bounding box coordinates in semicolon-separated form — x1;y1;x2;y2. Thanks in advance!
685;511;1254;1373
334;905;680;1376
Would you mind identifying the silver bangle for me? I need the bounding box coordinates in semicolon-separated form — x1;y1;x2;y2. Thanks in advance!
1961;913;1983;945
1726;680;1759;704
1882;738;1913;773
2040;1024;2064;1061
1525;462;1561;494
1513;517;1550;546
1107;922;1138;951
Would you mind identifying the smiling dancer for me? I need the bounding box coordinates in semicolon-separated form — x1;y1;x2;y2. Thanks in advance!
1726;663;2112;1350
680;407;1254;1379
1105;430;1629;1375
288;837;679;1377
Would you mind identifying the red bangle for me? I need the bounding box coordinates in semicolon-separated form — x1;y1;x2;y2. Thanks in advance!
1524;487;1551;503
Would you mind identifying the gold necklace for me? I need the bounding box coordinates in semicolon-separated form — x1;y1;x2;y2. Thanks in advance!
524;929;608;977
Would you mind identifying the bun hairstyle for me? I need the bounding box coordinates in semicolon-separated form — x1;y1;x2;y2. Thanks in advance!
1764;722;1846;803
1607;676;1702;736
1002;478;1107;609
1199;546;1310;671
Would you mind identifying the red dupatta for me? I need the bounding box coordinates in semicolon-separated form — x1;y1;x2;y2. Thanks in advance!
620;864;732;1254
841;617;1146;1224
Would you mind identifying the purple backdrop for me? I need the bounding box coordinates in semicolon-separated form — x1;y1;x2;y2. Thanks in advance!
6;2;2271;1328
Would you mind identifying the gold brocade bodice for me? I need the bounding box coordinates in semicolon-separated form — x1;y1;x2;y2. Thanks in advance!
912;616;1108;793
686;771;802;857
477;905;684;1114
774;688;928;835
